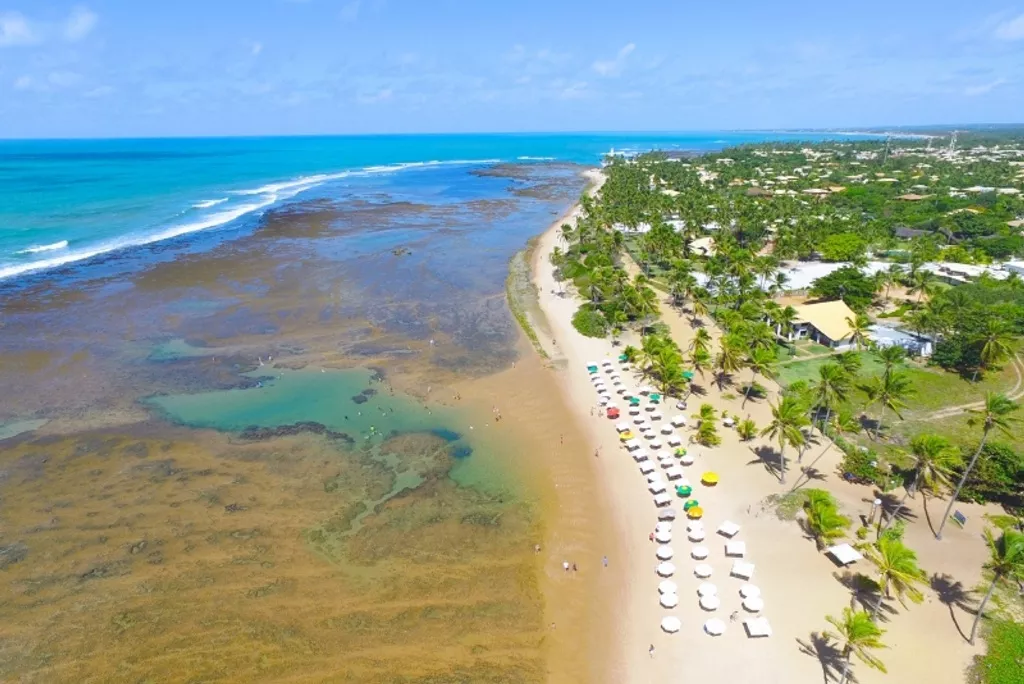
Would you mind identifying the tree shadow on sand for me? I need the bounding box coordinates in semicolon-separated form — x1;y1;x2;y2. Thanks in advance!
796;631;848;684
714;371;734;391
930;573;977;642
873;490;918;528
748;444;783;480
833;571;897;623
790;465;829;491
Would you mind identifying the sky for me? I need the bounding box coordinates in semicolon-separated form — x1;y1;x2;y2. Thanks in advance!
1;1;1024;138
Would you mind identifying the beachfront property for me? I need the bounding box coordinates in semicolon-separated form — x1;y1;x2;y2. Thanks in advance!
779;300;856;349
868;323;934;357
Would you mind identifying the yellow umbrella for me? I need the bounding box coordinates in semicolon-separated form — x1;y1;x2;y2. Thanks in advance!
620;431;634;441
687;506;704;519
702;472;719;486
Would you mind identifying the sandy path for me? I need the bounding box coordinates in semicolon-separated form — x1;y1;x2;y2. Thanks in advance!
528;171;998;684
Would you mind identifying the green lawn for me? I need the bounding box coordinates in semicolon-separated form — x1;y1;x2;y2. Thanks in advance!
971;620;1024;684
776;351;887;387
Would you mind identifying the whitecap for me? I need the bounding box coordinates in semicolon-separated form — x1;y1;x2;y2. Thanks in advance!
16;240;69;254
193;198;228;209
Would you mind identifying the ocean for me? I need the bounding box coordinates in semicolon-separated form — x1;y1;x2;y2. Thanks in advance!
0;132;877;283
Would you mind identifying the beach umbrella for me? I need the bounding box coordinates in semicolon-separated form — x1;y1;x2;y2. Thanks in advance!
659;580;678;594
650;411;663;420
649;393;661;402
697;582;717;597
680;454;695;466
675;485;692;498
688;529;706;542
683;499;700;511
633;416;646;425
658;508;678;521
619;431;634;441
690;545;709;560
607;408;621;419
699;595;721;611
628;407;641;416
656;545;674;560
601;359;612;366
618;353;630;362
682;370;695;381
629;397;641;406
701;472;719;486
599;396;610;405
616;386;627;394
661;616;681;633
659;593;679;609
667;434;682;446
688;506;704;520
612;379;622;386
739;584;761;599
655;530;672;544
656;562;676;577
655;521;672;532
671;415;687;428
649;440;663;449
743;597;765;612
704;618;725;636
694;563;713;578
660;425;673;435
638;424;652;433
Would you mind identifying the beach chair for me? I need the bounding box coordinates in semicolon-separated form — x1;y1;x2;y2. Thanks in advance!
952;510;968;528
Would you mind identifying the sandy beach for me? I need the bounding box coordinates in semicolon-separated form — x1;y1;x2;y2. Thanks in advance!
528;169;1000;683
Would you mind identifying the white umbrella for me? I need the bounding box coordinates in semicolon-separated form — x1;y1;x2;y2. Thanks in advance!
688;529;706;542
668;434;683;446
661;616;681;633
616;386;627;394
645;431;656;440
679;454;694;466
697;582;717;597
691;546;709;560
628;407;641;415
650;440;663;449
656;545;674;560
655;521;673;532
704;618;725;636
598;388;610;396
671;415;686;427
660;425;674;435
700;595;721;611
658;508;678;521
686;521;704;532
612;379;623;386
743;597;765;612
660;593;679;608
633;416;647;425
610;373;621;380
639;462;655;475
615;422;630;433
694;563;713;578
646;473;663;484
655;530;672;543
599;396;610;405
638;424;652;433
739;584;761;599
633;449;649;461
645;405;656;412
656;562;676;577
659;580;678;594
650;411;663;420
601;359;612;366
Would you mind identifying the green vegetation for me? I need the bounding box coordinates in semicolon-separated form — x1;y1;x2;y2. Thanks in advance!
505;246;547;358
824;608;888;684
971;620;1024;684
803;489;852;549
571;303;609;338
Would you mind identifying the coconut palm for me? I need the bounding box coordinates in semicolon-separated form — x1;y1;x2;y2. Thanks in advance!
714;334;745;389
824;608;888;684
874;344;906;381
760;395;810;484
811;362;851;429
937;393;1021;539
846;313;873;351
863;536;927;617
689;327;712;354
969;529;1024;644
907;268;937;303
835;351;863;378
973;318;1014;380
688;346;712;380
790;408;861;492
861;371;914;440
882;433;961;533
804;489;852;550
690;288;710;325
743;346;776;408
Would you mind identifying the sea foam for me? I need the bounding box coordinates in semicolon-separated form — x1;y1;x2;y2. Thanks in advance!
16;240;69;255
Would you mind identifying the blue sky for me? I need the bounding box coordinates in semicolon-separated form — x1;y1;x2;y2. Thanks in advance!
2;1;1024;137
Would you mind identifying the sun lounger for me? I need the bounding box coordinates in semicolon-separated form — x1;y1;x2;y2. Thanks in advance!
639;462;655;475
653;492;672;507
826;543;863;566
615;422;630;432
731;561;755;580
744;617;772;638
632;449;649;462
649;481;667;494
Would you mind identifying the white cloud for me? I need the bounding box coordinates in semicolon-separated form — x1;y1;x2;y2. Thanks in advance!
13;75;34;90
964;78;1007;96
64;6;97;42
340;0;361;22
48;71;82;87
356;87;392;104
994;13;1024;40
84;85;114;98
592;43;635;77
251;41;263;56
558;81;590;99
0;12;38;46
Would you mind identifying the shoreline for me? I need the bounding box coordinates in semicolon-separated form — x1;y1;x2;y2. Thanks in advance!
524;168;997;683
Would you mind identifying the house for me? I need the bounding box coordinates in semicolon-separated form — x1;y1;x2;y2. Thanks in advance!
894;226;931;239
782;300;857;349
868;324;934;358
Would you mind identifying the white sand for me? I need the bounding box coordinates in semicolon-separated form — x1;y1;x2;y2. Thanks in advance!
529;169;998;683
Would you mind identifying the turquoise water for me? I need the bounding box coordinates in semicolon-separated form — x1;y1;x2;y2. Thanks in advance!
0;132;880;282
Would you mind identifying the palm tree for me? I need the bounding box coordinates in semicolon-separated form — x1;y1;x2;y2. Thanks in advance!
743;347;776;408
790;408;861;492
688;347;712;380
811;362;851;430
907;269;937;304
824;608;888;684
861;371;914;440
804;490;852;550
689;327;711;354
714;335;745;390
835;351;863;378
937;394;1021;539
760;396;810;484
863;536;928;617
690;288;710;325
969;529;1024;644
882;433;961;533
874;345;906;381
846;313;873;351
973;318;1014;380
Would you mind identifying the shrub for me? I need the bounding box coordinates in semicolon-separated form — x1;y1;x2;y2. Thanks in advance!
840;449;889;488
695;421;721;447
737;419;758;441
571;304;609;338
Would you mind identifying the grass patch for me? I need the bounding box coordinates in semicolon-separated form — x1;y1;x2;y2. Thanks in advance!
769;490;810;521
777;351;887;386
969;619;1024;684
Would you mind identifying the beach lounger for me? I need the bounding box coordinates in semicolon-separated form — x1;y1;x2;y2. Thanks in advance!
744;617;772;638
667;434;682;446
826;543;863;566
718;521;740;538
624;439;641;450
658;508;677;521
660;425;673;434
671;415;686;427
731;561;755;580
653;492;672;507
639;462;655;475
725;541;747;557
649;482;667;495
665;466;684;480
615;422;630;432
632;449;649;461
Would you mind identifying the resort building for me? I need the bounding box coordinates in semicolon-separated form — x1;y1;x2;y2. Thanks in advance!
780;300;857;349
868;324;934;357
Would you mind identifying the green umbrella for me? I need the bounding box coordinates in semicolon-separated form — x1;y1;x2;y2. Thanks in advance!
629;397;641;406
618;354;629;362
682;370;695;381
676;485;692;497
684;499;700;511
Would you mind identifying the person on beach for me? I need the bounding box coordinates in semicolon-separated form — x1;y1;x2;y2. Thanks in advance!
649;644;655;658
649;532;654;542
572;563;577;572
602;556;608;567
562;561;569;572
